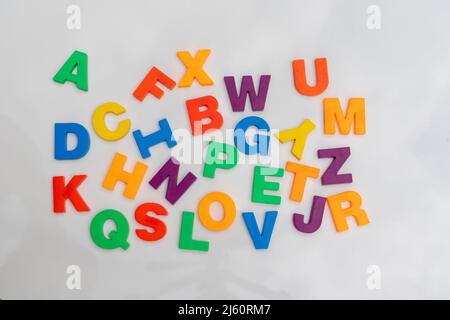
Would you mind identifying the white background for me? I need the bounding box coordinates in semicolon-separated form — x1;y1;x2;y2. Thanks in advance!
1;0;450;299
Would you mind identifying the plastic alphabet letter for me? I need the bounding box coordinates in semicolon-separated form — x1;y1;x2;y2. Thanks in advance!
177;49;214;87
133;67;176;101
292;58;328;96
318;147;352;185
275;119;315;160
54;123;90;160
252;166;285;205
135;203;168;242
327;191;370;232
234;116;270;155
198;192;237;231
203;141;238;178
102;152;148;200
224;75;271;112
186;95;223;135
133;118;177;159
90;209;130;250
53;50;88;91
293;196;326;233
92;102;131;141
242;211;278;249
285;161;320;202
53;175;90;213
149;157;197;205
179;211;209;252
324;98;366;135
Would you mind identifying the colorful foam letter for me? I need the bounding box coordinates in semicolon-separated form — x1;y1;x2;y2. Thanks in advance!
224;75;271;112
149;157;197;205
92;102;130;141
242;211;278;249
133;67;176;101
293;196;326;233
54;123;90;160
135;203;168;242
292;58;328;96
275;119;315;160
203;141;238;178
102;152;148;200
186;95;223;135
252;166;285;205
90;209;130;250
198;192;236;231
53;175;90;213
53;50;88;91
179;211;209;252
318;147;352;185
324;98;366;135
327;191;370;232
177;49;214;87
285;161;320;202
234;116;270;155
133;118;177;159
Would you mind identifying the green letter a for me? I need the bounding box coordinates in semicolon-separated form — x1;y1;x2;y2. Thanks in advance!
53;50;88;91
